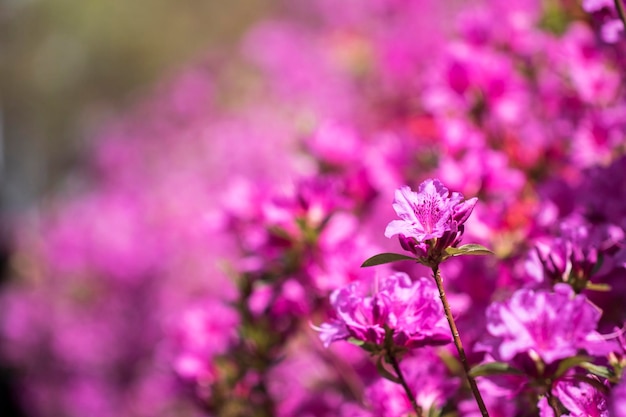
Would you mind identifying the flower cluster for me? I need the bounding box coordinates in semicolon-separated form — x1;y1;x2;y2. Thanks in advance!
1;1;626;417
170;300;239;389
611;378;626;416
583;0;625;43
363;349;460;415
525;216;623;291
318;272;451;351
481;284;607;365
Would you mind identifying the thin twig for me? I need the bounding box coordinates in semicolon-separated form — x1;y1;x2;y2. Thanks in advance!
548;393;561;416
432;266;490;417
387;351;423;417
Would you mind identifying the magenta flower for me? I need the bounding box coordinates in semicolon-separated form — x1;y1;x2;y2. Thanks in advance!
552;378;608;417
536;379;610;417
170;300;239;383
364;349;459;415
525;216;623;291
384;179;477;260
482;284;607;365
316;272;451;350
610;378;626;417
583;0;624;43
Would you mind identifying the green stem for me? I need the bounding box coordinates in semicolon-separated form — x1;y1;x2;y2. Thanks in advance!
387;351;423;417
548;393;561;416
432;266;489;417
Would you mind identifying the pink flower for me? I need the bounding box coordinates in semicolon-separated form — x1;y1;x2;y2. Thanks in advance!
171;300;239;382
536;378;610;417
525;215;623;290
482;284;607;365
582;0;625;43
610;378;626;416
552;378;608;417
364;349;459;415
316;272;451;350
384;179;477;259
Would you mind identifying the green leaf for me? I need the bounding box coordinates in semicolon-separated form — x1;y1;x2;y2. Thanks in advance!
437;349;463;376
360;343;381;354
585;282;612;292
468;362;523;378
376;355;401;383
579;362;614;380
427;404;441;417
572;373;611;393
361;253;419;267
554;355;591;378
444;247;463;256
347;337;365;347
445;244;494;257
538;2;569;35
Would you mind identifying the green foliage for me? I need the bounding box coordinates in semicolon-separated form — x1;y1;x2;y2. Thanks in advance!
554;355;593;379
444;244;494;258
376;355;401;383
361;252;419;267
468;362;524;378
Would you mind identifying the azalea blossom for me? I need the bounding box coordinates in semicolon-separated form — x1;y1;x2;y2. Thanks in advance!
363;349;459;416
171;300;239;382
583;0;624;43
525;215;623;291
5;0;626;414
552;377;609;417
481;284;609;365
610;378;626;416
384;179;477;259
316;272;451;350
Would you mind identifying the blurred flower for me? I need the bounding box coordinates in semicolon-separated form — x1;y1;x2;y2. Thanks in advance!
481;284;608;365
610;377;626;416
525;215;624;291
170;300;239;384
552;377;609;417
363;348;458;415
583;0;625;43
